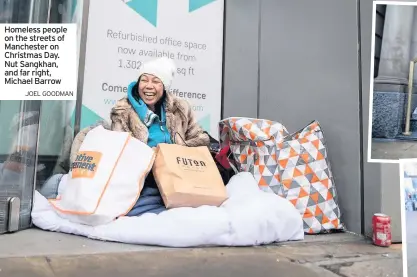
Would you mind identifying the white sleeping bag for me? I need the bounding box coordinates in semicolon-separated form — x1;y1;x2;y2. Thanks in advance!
32;172;304;247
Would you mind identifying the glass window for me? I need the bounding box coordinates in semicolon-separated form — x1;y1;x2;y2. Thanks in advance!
0;0;81;233
0;101;41;233
36;0;79;197
0;0;41;234
0;0;30;23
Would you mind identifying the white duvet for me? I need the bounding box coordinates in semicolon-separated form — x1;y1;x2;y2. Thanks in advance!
32;172;304;247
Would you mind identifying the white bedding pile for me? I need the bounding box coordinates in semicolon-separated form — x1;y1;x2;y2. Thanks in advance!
32;172;304;247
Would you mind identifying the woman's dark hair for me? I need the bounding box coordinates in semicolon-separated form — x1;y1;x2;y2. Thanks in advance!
133;75;166;118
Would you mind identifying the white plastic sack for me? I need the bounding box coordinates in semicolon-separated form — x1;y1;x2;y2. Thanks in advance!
50;126;155;226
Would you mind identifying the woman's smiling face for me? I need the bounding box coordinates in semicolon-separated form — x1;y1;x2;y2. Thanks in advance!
138;73;164;108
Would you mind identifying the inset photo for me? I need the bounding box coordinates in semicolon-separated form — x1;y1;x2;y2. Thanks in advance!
369;1;417;162
400;159;417;277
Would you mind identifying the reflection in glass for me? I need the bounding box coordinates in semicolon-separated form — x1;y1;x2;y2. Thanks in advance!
0;0;30;23
36;0;79;198
0;101;41;233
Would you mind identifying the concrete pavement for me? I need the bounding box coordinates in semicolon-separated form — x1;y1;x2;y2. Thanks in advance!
371;139;417;160
0;229;403;277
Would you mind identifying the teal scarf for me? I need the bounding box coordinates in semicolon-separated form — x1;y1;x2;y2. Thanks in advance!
127;81;172;147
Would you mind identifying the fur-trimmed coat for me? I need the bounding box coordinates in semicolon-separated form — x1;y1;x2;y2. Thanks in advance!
69;93;210;165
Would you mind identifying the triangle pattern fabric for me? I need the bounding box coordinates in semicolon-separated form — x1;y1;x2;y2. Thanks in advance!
219;117;289;192
218;118;343;234
275;120;343;234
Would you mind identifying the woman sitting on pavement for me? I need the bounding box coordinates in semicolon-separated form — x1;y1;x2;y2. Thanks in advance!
42;57;209;216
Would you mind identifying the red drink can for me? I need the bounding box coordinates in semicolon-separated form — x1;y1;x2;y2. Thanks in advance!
372;213;392;247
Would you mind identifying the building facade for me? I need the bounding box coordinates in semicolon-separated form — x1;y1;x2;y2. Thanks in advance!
0;0;405;241
372;4;417;140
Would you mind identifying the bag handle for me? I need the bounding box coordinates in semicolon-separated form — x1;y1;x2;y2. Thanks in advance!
227;151;239;174
173;131;219;148
227;135;279;175
203;131;219;144
228;135;276;144
172;132;190;147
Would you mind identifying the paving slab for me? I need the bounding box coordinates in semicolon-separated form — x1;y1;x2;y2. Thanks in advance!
270;240;401;263
371;139;417;160
0;251;331;277
337;259;402;277
0;229;403;277
0;228;163;258
0;229;362;258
